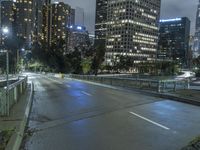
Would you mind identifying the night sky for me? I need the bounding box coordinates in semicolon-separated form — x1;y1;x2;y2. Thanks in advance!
62;0;198;34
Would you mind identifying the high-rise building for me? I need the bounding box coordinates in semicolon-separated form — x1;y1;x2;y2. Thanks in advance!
75;7;84;26
15;0;35;49
105;0;161;66
33;0;45;43
95;0;107;46
51;2;71;45
41;2;51;46
158;17;190;68
0;0;16;46
68;8;75;26
1;1;15;30
193;0;200;58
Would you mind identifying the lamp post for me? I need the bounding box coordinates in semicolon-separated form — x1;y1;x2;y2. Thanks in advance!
2;27;10;115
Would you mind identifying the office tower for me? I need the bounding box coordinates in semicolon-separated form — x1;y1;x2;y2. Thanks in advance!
68;8;75;26
75;7;84;26
95;0;107;46
0;0;15;46
158;17;190;68
193;0;200;58
15;0;35;49
33;0;45;43
51;2;71;45
105;0;161;66
41;0;51;49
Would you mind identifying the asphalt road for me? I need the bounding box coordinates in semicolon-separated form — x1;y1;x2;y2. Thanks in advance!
22;73;200;150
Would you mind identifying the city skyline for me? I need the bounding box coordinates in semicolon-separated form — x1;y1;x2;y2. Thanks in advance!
0;1;200;149
63;0;197;34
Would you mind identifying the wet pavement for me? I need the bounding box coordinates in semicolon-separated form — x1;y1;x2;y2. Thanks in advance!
22;73;200;150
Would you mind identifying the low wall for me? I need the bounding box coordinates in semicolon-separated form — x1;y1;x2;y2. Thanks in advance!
69;74;190;93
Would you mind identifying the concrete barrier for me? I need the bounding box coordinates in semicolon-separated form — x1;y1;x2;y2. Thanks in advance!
69;74;190;93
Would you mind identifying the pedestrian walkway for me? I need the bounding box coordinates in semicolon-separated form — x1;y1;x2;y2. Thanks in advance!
0;85;30;150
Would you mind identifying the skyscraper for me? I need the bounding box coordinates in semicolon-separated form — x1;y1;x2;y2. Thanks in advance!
41;0;51;49
0;0;15;46
95;0;108;46
1;1;15;31
15;0;35;49
51;2;71;44
75;7;84;26
105;0;161;66
158;17;191;68
193;0;200;58
33;0;45;43
69;8;75;26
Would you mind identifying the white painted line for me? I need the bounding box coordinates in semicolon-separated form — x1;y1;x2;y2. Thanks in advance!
66;85;71;88
81;91;92;96
44;76;63;84
129;112;170;130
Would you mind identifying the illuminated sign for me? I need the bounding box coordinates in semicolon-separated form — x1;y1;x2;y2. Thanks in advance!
160;18;182;23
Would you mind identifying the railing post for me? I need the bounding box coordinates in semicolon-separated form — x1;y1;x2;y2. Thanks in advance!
158;81;161;93
163;81;166;92
173;81;177;92
185;79;190;90
14;87;17;103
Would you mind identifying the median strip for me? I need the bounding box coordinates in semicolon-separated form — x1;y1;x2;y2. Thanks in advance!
129;112;170;130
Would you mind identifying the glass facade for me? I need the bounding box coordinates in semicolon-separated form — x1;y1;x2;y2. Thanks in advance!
0;1;15;46
158;17;190;68
15;0;35;49
105;0;161;65
193;0;200;58
95;0;108;45
51;2;70;43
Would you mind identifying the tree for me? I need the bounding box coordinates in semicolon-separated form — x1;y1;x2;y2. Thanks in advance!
81;57;92;74
91;44;106;75
193;56;200;77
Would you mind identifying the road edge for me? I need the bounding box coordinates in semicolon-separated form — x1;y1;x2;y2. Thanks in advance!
6;82;34;150
68;77;200;106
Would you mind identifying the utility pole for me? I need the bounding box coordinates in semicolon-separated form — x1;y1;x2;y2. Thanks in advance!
1;26;10;115
6;49;9;116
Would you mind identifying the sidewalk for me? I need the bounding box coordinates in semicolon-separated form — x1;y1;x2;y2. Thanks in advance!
0;84;32;150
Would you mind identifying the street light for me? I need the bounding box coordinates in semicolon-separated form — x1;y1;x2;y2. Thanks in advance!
1;27;10;115
2;27;9;35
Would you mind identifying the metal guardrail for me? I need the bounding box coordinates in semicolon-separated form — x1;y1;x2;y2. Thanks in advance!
0;76;28;116
69;74;190;93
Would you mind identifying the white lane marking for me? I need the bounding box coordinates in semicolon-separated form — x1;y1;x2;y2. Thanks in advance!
44;76;63;84
81;91;92;96
129;112;170;130
66;85;71;88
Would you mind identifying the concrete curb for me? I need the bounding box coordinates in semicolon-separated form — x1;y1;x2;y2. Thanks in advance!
6;82;34;150
156;93;200;106
69;77;200;106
